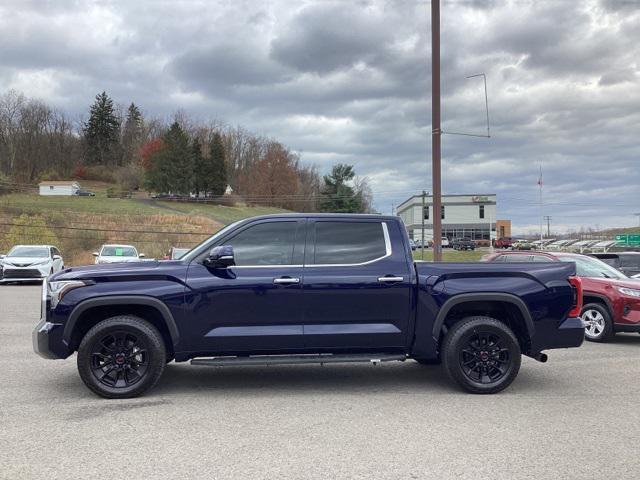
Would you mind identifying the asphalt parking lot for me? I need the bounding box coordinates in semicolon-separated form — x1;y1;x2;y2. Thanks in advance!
1;285;639;479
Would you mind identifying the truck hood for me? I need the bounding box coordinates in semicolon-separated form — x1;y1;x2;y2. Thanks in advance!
51;260;175;281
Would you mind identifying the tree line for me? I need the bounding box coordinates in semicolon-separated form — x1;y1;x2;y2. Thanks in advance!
0;90;373;212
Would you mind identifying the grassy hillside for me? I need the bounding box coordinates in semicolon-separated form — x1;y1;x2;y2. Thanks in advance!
0;193;286;266
413;249;484;262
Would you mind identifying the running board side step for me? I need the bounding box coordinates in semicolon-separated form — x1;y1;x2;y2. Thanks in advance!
191;353;407;367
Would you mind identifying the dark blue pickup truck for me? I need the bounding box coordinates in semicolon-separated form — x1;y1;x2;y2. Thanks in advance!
34;214;585;398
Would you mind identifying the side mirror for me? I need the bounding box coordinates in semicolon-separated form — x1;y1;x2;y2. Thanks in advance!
139;253;146;258
53;255;62;260
204;245;235;268
0;254;5;259
92;252;99;257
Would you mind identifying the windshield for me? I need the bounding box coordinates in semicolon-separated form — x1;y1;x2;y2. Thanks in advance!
101;246;137;257
558;255;627;280
8;247;49;258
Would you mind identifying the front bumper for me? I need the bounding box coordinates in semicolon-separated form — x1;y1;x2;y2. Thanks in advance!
32;319;65;359
32;280;69;359
0;265;48;282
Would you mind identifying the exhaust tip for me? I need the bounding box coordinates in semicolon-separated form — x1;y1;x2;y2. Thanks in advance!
534;353;548;363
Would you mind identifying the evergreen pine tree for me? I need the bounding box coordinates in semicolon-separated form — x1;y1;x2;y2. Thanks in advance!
191;138;205;196
83;91;121;166
144;122;192;195
206;132;227;197
122;103;143;164
319;164;363;213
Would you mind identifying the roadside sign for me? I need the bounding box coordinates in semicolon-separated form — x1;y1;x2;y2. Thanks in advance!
615;234;640;246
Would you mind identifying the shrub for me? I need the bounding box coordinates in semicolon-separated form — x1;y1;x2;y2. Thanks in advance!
2;214;59;251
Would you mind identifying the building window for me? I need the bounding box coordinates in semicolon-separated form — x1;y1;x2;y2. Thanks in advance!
423;206;429;220
441;206;445;219
49;185;54;190
479;205;485;219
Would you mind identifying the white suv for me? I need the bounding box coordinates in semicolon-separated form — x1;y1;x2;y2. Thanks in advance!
0;245;64;283
93;244;144;264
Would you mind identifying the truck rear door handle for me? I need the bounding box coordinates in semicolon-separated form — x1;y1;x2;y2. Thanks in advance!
273;277;300;285
377;276;404;283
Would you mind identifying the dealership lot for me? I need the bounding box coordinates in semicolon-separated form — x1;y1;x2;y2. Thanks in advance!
1;285;640;479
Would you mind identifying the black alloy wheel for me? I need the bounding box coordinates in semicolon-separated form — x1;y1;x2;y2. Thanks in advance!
459;330;511;384
90;331;149;389
77;315;166;398
442;316;521;394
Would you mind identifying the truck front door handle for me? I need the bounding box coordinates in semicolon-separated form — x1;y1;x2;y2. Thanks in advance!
273;277;300;285
377;276;404;283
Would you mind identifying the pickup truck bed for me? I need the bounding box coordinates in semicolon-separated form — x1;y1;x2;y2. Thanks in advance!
34;214;584;398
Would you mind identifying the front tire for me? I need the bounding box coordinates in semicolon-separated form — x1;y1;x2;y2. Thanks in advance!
581;303;614;342
442;316;521;394
77;315;166;399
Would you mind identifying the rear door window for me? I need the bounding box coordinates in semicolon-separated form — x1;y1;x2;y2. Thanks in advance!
311;222;388;265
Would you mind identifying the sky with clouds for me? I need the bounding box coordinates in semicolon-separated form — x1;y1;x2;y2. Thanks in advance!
1;0;638;233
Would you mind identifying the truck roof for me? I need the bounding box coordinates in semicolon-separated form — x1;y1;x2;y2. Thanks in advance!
246;213;399;222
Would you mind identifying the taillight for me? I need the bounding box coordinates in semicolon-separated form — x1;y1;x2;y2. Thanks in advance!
568;276;583;318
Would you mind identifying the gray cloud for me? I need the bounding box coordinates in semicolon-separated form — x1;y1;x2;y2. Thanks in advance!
0;0;639;233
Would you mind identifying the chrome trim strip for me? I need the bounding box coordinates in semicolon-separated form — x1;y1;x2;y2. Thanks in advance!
227;222;392;269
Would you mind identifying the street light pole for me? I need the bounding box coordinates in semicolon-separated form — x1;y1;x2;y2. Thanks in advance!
421;190;426;260
431;0;443;262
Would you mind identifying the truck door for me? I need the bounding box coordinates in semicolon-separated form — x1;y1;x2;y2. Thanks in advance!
302;219;413;351
185;219;306;353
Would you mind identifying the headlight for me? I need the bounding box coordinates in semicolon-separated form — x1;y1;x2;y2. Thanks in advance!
617;287;640;298
48;280;90;309
32;259;51;266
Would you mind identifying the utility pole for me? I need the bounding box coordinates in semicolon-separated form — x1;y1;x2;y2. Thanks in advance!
543;215;551;238
421;190;426;260
431;0;443;261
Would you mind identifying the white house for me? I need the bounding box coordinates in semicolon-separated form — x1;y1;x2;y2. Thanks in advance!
39;181;80;196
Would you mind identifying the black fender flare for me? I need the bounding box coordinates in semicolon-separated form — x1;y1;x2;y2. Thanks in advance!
62;296;180;346
581;292;614;317
431;292;535;339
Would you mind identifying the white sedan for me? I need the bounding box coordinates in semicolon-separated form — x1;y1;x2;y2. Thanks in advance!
0;245;64;283
93;244;145;264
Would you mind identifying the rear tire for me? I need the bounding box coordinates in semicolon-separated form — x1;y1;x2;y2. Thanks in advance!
77;315;166;399
581;303;614;342
442;316;521;394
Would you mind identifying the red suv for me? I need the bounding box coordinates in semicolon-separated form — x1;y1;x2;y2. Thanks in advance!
494;237;513;249
482;251;640;342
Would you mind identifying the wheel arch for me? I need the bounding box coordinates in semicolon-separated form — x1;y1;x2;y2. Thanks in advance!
433;293;535;353
582;293;613;317
63;296;179;354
